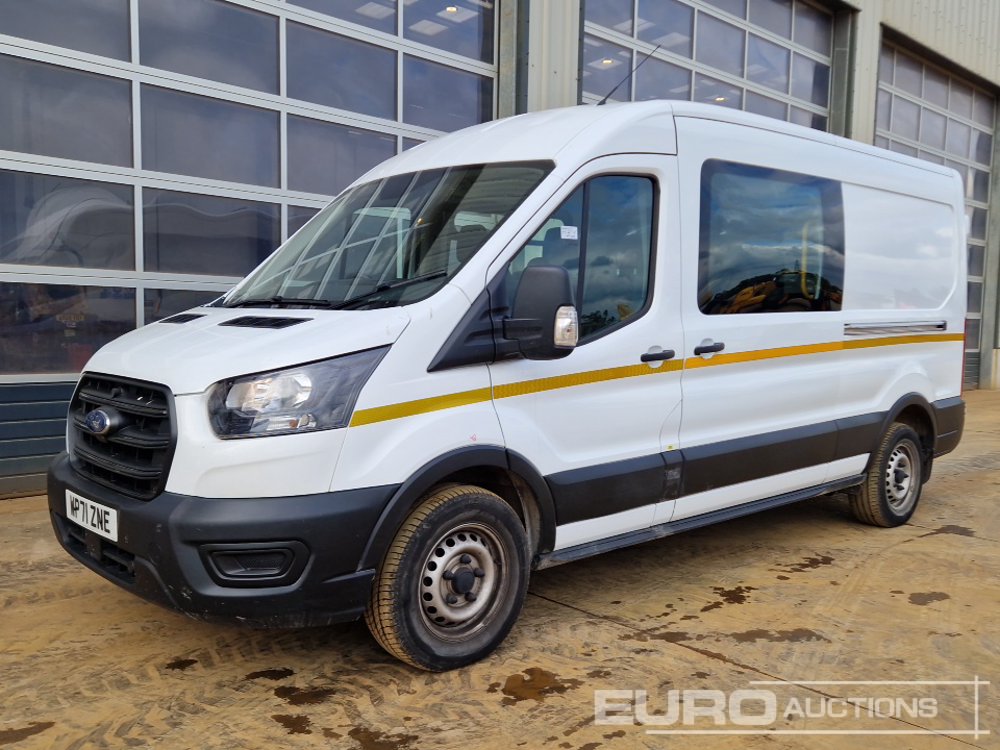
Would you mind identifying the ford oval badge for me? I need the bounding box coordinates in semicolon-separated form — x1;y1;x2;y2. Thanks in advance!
83;409;112;437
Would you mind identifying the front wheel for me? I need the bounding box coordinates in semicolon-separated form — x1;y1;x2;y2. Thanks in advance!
365;484;530;671
849;422;924;527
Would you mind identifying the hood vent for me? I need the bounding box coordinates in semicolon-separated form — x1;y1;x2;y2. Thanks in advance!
161;313;205;324
220;316;311;329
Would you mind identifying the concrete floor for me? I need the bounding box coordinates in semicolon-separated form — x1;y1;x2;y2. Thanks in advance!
2;393;998;750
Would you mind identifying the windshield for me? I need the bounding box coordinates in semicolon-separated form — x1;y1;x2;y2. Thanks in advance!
223;161;553;310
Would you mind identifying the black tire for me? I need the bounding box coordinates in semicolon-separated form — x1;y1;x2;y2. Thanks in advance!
364;484;530;671
849;422;924;527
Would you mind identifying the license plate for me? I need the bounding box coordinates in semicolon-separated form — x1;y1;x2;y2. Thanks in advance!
65;490;118;543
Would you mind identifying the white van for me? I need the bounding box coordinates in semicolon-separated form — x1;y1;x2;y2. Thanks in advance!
48;101;966;670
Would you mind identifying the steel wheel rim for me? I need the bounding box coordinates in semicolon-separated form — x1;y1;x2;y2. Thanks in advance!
885;440;919;512
418;523;507;641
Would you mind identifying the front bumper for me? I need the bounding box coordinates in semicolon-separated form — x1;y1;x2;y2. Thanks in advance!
48;452;398;627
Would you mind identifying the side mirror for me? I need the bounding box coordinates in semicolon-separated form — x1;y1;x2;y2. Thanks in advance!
503;265;578;360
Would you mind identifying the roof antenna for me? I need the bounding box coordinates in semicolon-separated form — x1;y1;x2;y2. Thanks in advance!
596;44;662;106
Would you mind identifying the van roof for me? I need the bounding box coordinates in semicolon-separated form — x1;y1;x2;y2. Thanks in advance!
358;100;958;185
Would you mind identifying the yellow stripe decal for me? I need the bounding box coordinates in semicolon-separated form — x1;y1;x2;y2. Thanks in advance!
350;387;493;427
349;332;961;427
493;360;683;400
683;341;842;369
842;333;964;350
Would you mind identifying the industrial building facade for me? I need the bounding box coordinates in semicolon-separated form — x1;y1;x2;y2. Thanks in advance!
1;0;998;496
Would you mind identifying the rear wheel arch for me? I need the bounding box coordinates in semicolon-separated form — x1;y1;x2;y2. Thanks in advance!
879;394;937;476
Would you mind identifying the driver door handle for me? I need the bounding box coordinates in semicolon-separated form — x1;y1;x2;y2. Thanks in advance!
641;349;676;362
693;341;725;355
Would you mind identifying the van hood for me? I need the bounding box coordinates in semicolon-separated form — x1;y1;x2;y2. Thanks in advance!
85;307;411;395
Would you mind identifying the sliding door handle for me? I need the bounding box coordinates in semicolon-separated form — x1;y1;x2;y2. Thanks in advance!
693;341;725;356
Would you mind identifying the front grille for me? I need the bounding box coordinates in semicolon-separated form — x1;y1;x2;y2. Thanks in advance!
69;374;175;500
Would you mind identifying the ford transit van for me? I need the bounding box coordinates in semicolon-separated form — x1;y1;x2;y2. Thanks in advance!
48;101;966;670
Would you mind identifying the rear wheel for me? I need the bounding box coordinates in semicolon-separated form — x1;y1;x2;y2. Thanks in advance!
849;422;924;527
365;484;529;671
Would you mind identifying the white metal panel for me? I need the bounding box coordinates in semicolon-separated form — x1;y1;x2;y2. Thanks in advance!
842;185;959;311
332;285;503;491
84;305;410;395
166;392;344;497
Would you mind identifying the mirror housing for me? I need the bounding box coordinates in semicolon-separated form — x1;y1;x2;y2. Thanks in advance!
503;265;578;360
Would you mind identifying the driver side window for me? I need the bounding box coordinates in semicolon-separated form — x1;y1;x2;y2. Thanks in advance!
506;174;655;341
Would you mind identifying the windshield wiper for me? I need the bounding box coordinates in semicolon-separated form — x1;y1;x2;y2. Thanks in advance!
331;271;448;310
224;296;335;309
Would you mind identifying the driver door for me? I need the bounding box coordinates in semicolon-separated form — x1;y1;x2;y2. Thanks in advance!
488;155;683;550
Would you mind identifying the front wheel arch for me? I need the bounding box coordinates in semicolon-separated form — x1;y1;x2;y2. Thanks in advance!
357;446;556;571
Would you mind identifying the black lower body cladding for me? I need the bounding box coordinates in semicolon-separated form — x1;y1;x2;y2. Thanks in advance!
47;452;398;627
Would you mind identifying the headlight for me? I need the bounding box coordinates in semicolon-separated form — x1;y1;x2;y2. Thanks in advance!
209;347;387;438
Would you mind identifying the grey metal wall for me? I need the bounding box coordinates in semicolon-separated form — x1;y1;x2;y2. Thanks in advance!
0;382;73;498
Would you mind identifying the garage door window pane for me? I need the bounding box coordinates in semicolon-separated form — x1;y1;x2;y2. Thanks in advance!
747;34;790;94
923;66;949;109
950;81;974;119
790;106;826;131
748;0;791;38
969;207;987;241
972;169;990;203
704;0;746;18
973;91;995;128
288;23;396;119
143;189;279;276
0;55;132;167
586;0;633;33
973;131;993;166
138;0;278;93
945;120;971;159
746;90;787;120
287;116;396;196
288;206;320;236
696;14;745;77
0;282;135;374
875;89;891;130
145;288;222;323
968;245;984;277
404;0;495;63
581;36;632;102
792;2;831;55
893;51;922;97
0;0;129;60
694;74;742;109
968;281;983;314
919;108;946;151
791;53;829;107
403;56;492;131
637;0;693;58
636;58;691;101
891;96;919;142
288;0;396;34
141;86;279;186
0;171;134;270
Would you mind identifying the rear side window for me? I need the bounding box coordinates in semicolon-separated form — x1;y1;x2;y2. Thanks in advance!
698;160;844;314
507;175;656;340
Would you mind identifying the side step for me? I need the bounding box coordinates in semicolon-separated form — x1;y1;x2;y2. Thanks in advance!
534;475;864;570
